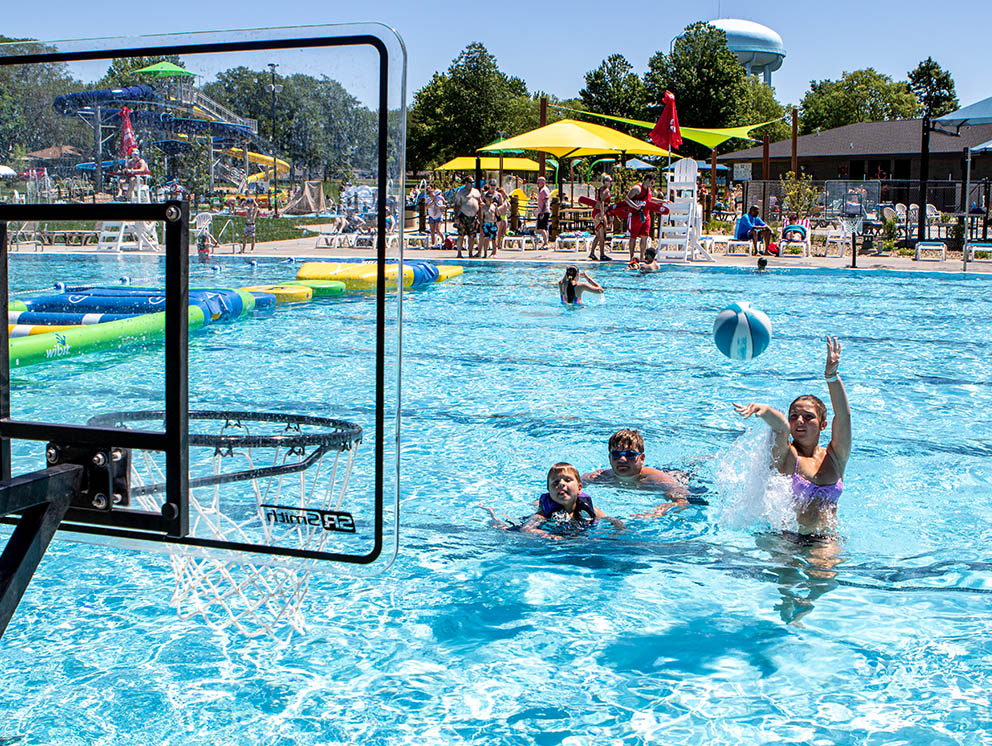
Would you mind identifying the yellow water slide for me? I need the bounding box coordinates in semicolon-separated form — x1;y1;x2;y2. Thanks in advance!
221;147;291;182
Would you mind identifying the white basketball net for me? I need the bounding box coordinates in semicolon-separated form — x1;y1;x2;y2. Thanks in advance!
130;430;358;642
837;214;863;237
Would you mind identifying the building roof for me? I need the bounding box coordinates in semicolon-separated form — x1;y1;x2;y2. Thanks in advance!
26;145;83;160
718;119;992;160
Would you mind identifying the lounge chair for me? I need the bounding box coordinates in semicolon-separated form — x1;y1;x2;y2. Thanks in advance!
8;221;44;252
779;218;811;258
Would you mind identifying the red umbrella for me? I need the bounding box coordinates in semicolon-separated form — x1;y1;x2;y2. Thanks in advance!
118;106;138;158
650;91;682;152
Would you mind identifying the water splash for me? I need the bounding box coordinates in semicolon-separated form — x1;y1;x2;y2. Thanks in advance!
716;427;797;532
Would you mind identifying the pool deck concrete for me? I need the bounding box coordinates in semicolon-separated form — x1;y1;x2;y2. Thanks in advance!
13;230;992;274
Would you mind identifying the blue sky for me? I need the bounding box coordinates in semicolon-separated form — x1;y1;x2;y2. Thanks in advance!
3;0;989;119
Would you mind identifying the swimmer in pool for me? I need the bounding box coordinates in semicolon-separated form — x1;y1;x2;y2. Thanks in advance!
733;336;851;534
582;429;690;518
559;266;603;305
480;462;620;539
628;248;660;271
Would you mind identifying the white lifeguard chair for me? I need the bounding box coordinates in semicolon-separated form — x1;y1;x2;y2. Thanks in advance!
654;158;713;262
97;183;160;252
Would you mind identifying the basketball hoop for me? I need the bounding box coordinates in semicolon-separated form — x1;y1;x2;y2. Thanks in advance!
837;214;864;238
88;411;362;640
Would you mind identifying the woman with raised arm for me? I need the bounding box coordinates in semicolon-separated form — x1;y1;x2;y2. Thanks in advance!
734;336;851;533
558;266;604;305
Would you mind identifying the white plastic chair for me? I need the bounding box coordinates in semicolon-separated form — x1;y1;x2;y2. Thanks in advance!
823;227;848;257
191;212;213;242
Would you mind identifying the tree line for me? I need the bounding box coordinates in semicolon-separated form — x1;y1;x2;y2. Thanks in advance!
407;21;959;170
2;24;961;180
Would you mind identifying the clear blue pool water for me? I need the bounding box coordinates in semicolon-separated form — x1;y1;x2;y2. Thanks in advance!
2;255;991;745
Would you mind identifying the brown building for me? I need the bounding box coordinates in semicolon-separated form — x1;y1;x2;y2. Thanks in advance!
718;119;992;183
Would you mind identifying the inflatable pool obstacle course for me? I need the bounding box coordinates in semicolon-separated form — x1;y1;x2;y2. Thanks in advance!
296;259;461;290
8;259;461;368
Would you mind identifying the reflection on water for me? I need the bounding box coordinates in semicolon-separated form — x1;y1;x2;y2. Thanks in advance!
755;532;844;625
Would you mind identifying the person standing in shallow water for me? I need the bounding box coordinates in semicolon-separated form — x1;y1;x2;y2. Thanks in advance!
558;266;603;305
733;336;851;535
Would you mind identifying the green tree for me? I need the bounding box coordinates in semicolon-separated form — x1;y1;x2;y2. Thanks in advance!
407;43;533;171
0;36;87;156
742;77;790;144
204;67;375;180
579;54;647;134
799;68;918;134
908;57;959;118
644;22;749;157
779;171;818;218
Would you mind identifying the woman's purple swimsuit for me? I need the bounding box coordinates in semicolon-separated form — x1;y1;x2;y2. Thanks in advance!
791;462;843;504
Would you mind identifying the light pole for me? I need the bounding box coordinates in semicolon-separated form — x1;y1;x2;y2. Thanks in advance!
266;63;283;217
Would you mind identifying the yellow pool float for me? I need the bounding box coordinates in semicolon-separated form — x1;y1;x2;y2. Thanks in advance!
240;284;314;303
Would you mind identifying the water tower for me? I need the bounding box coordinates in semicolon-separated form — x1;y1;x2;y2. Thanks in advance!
708;19;785;85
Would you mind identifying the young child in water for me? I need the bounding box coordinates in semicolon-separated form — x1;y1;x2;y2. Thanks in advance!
480;462;620;539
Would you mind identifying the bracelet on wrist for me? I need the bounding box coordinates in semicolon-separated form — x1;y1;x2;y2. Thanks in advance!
825;373;839;383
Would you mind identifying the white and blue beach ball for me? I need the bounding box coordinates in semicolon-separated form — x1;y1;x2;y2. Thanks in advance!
713;302;772;361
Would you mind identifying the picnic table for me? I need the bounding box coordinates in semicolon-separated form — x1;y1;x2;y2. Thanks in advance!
558;207;594;232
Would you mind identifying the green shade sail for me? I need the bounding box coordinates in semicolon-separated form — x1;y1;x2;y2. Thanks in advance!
133;61;196;78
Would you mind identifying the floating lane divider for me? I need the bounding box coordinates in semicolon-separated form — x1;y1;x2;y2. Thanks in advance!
9;306;206;368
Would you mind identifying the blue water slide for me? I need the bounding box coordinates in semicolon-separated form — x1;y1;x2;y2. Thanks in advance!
53;84;157;115
127;111;254;141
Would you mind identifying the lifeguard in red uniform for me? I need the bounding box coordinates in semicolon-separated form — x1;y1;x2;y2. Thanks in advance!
624;174;655;263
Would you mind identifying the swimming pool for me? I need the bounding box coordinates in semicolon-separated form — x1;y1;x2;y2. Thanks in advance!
2;255;991;744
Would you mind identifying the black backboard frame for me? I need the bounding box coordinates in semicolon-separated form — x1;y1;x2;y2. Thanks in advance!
0;29;395;565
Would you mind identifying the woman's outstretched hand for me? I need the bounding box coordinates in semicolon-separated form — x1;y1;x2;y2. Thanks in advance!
825;336;841;379
733;402;769;418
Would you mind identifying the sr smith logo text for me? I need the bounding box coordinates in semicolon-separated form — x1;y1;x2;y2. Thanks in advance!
261;505;356;533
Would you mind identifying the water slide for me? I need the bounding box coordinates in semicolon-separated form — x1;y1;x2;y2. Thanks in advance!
53;87;283;185
220;147;291;182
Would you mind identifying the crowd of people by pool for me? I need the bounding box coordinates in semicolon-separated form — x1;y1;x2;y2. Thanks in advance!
407;170;807;264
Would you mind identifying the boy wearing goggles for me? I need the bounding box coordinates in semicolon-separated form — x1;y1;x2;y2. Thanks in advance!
583;429;688;517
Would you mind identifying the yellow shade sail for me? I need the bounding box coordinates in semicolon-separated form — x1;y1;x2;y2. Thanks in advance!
436;156;542;171
478;119;670;159
551;105;784;149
